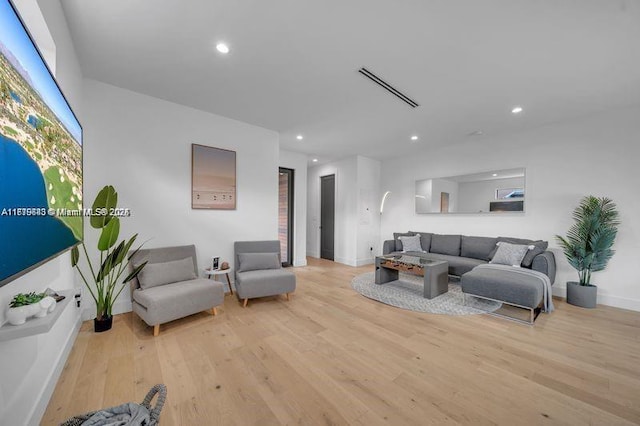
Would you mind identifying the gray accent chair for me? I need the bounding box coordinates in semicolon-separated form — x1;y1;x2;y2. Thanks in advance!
129;245;225;336
234;240;296;307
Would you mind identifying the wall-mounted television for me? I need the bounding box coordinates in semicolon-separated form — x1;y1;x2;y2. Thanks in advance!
0;0;82;286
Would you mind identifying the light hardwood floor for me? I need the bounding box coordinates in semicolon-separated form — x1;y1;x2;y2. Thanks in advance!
43;258;640;425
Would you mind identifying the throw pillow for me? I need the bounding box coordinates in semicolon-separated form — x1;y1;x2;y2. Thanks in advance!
489;242;533;266
393;232;416;251
521;241;549;267
491;237;549;267
409;232;433;252
238;252;281;272
398;234;423;252
137;257;196;290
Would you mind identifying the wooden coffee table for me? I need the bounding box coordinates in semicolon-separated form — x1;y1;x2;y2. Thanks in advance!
375;255;448;299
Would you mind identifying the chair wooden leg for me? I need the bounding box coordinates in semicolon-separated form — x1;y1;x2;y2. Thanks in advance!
153;324;160;337
286;293;291;301
211;307;217;316
243;298;248;308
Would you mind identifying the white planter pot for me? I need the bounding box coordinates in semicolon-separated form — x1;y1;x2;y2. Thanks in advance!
6;296;56;325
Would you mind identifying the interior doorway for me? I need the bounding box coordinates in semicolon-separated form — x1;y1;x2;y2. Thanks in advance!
278;168;294;266
320;174;335;261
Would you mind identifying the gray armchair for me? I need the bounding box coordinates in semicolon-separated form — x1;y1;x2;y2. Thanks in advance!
234;240;296;307
129;245;225;336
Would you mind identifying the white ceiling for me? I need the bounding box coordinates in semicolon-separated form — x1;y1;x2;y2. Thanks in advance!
61;0;640;163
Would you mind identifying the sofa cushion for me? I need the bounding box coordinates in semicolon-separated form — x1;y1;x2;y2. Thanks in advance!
137;257;196;290
430;234;461;256
490;242;533;266
461;236;498;261
235;269;296;299
461;268;544;309
398;234;423;252
410;232;433;252
493;237;549;267
132;278;224;325
393;232;416;251
237;252;281;272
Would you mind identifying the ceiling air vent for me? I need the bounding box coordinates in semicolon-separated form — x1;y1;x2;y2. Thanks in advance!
358;67;419;108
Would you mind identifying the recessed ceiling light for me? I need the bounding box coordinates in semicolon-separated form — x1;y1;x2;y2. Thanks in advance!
468;130;484;136
492;173;498;177
296;135;304;140
312;158;318;162
511;106;523;114
410;135;419;141
216;43;230;54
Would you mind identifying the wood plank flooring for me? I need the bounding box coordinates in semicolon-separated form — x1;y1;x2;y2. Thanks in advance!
43;258;640;425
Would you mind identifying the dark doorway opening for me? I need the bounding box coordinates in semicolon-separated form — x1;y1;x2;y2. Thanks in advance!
279;168;294;266
320;174;335;261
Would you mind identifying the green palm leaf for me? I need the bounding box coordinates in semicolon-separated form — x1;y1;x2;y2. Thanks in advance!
555;196;619;285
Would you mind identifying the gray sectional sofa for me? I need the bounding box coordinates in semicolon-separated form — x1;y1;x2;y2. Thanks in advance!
383;232;556;282
383;232;556;323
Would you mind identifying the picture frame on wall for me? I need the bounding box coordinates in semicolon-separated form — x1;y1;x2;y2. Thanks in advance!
192;144;236;209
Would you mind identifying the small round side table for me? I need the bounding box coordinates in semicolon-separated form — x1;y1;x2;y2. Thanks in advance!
204;268;233;294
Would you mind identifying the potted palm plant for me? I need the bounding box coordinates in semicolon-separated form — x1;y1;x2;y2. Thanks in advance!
71;185;147;332
555;196;620;308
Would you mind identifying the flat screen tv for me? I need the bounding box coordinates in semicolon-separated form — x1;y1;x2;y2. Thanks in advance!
0;0;82;286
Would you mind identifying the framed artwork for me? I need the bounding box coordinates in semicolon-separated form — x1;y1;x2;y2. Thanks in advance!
192;144;236;209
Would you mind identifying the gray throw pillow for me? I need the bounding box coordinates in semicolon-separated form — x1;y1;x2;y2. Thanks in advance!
137;257;196;290
393;232;416;251
238;252;281;272
409;232;433;252
491;237;549;267
489;242;533;266
398;234;423;252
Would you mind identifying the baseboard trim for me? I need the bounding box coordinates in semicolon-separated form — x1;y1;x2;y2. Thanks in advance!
30;307;82;425
334;256;357;267
553;285;640;312
355;258;374;267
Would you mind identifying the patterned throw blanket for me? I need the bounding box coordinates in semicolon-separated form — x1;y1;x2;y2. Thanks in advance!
474;264;555;313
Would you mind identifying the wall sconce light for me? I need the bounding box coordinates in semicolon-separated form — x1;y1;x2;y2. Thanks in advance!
380;191;391;215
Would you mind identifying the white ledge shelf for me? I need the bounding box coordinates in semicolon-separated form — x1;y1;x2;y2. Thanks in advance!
0;289;76;342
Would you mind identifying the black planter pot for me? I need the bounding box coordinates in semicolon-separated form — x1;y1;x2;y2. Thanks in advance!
566;281;597;308
94;316;113;332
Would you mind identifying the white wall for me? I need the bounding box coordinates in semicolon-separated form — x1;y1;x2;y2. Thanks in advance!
356;156;381;266
307;156;380;266
380;107;640;311
82;79;279;316
307;157;358;264
279;150;308;267
0;1;83;425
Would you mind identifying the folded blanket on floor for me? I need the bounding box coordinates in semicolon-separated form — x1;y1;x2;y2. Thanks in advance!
81;402;150;426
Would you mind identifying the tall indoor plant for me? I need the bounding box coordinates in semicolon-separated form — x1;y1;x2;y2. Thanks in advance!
555;196;620;308
71;185;147;332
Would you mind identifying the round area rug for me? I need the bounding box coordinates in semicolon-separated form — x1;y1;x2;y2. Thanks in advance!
351;272;501;315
